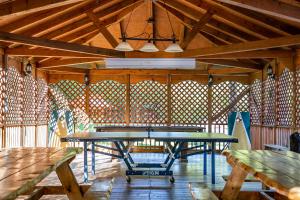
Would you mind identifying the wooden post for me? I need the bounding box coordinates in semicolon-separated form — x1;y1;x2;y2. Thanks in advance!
125;74;130;126
260;67;264;149
167;74;171;126
274;60;278;145
34;65;38;147
208;85;212;132
20;61;25;147
1;50;7;148
292;51;298;132
84;71;90;119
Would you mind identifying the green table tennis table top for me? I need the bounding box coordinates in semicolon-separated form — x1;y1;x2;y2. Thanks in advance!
61;132;238;143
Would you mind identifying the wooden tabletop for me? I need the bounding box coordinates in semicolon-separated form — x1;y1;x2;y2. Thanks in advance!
61;131;238;143
95;126;206;132
0;147;80;200
222;150;300;199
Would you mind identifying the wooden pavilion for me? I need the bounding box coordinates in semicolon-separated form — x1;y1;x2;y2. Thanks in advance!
0;0;300;199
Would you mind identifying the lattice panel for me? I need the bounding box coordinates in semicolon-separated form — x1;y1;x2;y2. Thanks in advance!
89;80;126;124
171;81;208;125
250;80;262;125
297;70;300;127
262;77;276;125
277;69;294;127
212;81;249;124
37;79;49;124
54;80;85;111
0;68;4;126
49;85;70;112
6;67;23;125
130;81;167;125
23;75;36;125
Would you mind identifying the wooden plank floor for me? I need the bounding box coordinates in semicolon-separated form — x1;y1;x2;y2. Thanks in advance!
35;152;262;200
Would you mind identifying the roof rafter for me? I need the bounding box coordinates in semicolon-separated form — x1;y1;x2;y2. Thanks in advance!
181;10;214;49
86;11;118;48
216;0;300;24
0;0;85;18
197;59;262;70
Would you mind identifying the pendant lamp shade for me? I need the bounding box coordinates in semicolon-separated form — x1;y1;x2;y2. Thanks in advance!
114;41;134;51
139;42;159;52
164;42;183;52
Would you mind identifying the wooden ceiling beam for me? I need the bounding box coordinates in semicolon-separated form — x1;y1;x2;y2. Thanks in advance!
216;0;300;24
181;10;214;49
6;47;104;58
41;0;142;40
197;59;262;70
38;58;103;68
0;0;85;18
20;0;111;37
0;3;78;33
208;67;257;74
199;31;228;46
179;34;300;57
0;31;123;57
198;50;293;59
48;1;143;45
217;3;300;35
86;11;118;48
155;2;258;42
181;0;283;39
38;66;88;74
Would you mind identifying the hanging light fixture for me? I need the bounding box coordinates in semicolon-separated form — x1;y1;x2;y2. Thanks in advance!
25;61;32;75
114;1;182;53
208;74;214;88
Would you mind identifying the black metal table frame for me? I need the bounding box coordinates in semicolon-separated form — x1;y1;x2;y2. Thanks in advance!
84;139;220;184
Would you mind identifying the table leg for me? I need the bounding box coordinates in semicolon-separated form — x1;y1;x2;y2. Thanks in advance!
56;158;84;200
211;142;215;184
203;142;207;175
221;164;248;200
92;141;95;175
83;141;88;183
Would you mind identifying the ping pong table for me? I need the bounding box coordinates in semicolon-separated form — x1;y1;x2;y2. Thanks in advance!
61;132;238;184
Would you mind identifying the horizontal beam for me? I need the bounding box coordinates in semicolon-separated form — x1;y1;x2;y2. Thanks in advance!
208;68;258;74
0;0;85;18
197;59;262;70
198;50;293;59
38;58;103;68
38;67;88;74
179;34;300;57
0;31;123;57
6;47;104;58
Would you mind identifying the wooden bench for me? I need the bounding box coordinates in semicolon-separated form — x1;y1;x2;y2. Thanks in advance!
189;182;219;200
83;177;114;200
264;144;288;151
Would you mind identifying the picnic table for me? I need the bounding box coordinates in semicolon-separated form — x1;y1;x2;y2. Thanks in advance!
221;150;300;200
0;147;82;200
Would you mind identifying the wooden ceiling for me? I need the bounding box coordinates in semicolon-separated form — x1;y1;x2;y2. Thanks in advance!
0;0;299;74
